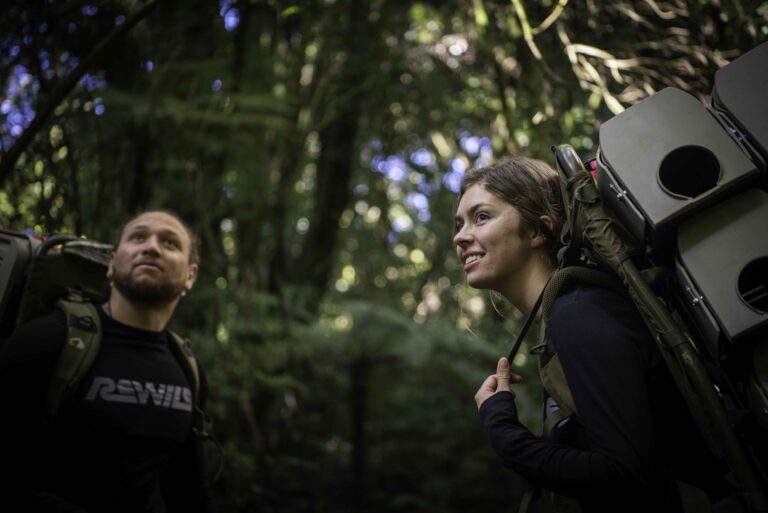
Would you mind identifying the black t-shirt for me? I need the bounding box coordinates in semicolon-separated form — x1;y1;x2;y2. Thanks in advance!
479;284;731;512
0;307;214;513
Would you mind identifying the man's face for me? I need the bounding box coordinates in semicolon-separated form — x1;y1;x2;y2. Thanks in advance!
107;212;198;306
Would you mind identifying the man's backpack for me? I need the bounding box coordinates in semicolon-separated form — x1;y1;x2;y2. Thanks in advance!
0;229;215;447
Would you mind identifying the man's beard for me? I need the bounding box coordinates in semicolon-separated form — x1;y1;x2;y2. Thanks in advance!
111;268;185;306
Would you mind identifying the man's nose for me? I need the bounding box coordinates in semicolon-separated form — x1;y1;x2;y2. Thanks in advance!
140;235;162;254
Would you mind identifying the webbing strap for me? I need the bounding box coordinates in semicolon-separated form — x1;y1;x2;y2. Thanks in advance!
540;352;577;438
506;274;551;363
168;331;223;480
45;300;102;416
542;407;571;439
167;331;209;438
168;331;200;400
518;480;536;513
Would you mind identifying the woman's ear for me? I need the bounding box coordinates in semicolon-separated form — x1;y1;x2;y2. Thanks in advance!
540;215;555;233
530;215;556;248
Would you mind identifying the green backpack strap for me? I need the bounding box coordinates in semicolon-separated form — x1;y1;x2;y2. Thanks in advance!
536;266;625;438
167;331;210;439
167;331;223;479
45;299;102;417
535;269;713;513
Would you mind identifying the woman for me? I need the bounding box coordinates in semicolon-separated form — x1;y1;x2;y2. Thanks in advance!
452;157;731;512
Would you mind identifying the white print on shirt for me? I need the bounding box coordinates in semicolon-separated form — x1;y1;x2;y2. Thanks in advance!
85;377;193;412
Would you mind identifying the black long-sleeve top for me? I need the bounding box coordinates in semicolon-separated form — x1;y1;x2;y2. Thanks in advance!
0;307;215;513
479;285;731;512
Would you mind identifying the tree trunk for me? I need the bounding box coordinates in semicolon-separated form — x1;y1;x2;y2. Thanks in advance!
293;0;373;308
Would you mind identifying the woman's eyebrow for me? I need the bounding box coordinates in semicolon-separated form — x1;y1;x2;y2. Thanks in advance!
455;202;493;222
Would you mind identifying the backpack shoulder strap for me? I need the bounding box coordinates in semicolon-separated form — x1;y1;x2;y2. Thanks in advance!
167;330;223;479
167;330;200;401
166;333;215;438
45;299;102;417
540;266;623;321
536;266;624;437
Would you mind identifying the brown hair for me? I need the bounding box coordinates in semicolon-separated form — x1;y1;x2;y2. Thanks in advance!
458;156;565;264
114;210;200;266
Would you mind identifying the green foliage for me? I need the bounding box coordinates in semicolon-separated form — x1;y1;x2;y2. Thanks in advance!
3;0;767;511
192;294;539;512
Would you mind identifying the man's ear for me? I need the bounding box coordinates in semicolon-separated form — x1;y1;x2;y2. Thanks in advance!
184;263;199;291
106;253;115;282
530;215;556;248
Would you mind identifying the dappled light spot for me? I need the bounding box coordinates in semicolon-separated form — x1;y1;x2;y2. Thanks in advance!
296;218;309;234
364;206;381;224
220;0;240;31
409;148;434;167
93;97;105;115
216;324;229;344
220;219;234;233
393;244;409;258
375;155;408;181
389;206;413;233
333;314;353;331
338;209;354;229
466;296;485;317
442;170;463;193
80;73;106;92
342;265;356;283
409;249;425;264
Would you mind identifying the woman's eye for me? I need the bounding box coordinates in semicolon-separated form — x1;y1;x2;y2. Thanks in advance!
476;212;489;222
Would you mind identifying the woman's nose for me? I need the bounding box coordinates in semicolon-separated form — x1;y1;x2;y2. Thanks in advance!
453;225;472;247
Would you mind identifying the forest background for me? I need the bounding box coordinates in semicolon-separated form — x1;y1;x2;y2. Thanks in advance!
2;0;767;511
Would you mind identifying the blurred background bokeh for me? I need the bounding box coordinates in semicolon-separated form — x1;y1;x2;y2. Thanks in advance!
2;1;766;511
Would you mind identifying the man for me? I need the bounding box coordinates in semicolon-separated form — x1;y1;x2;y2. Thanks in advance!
0;211;215;512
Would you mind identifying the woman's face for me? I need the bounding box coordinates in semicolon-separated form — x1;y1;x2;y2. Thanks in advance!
453;184;534;294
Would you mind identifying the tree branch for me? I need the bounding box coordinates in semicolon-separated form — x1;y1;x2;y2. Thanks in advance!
0;0;165;188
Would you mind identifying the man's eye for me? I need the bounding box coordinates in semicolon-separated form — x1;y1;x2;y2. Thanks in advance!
129;233;145;241
164;239;180;248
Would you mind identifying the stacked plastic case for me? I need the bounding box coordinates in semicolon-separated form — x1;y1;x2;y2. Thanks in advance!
594;42;768;428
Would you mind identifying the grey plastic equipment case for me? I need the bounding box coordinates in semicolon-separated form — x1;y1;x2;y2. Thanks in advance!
594;42;768;435
596;87;760;255
676;188;768;356
710;41;768;175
